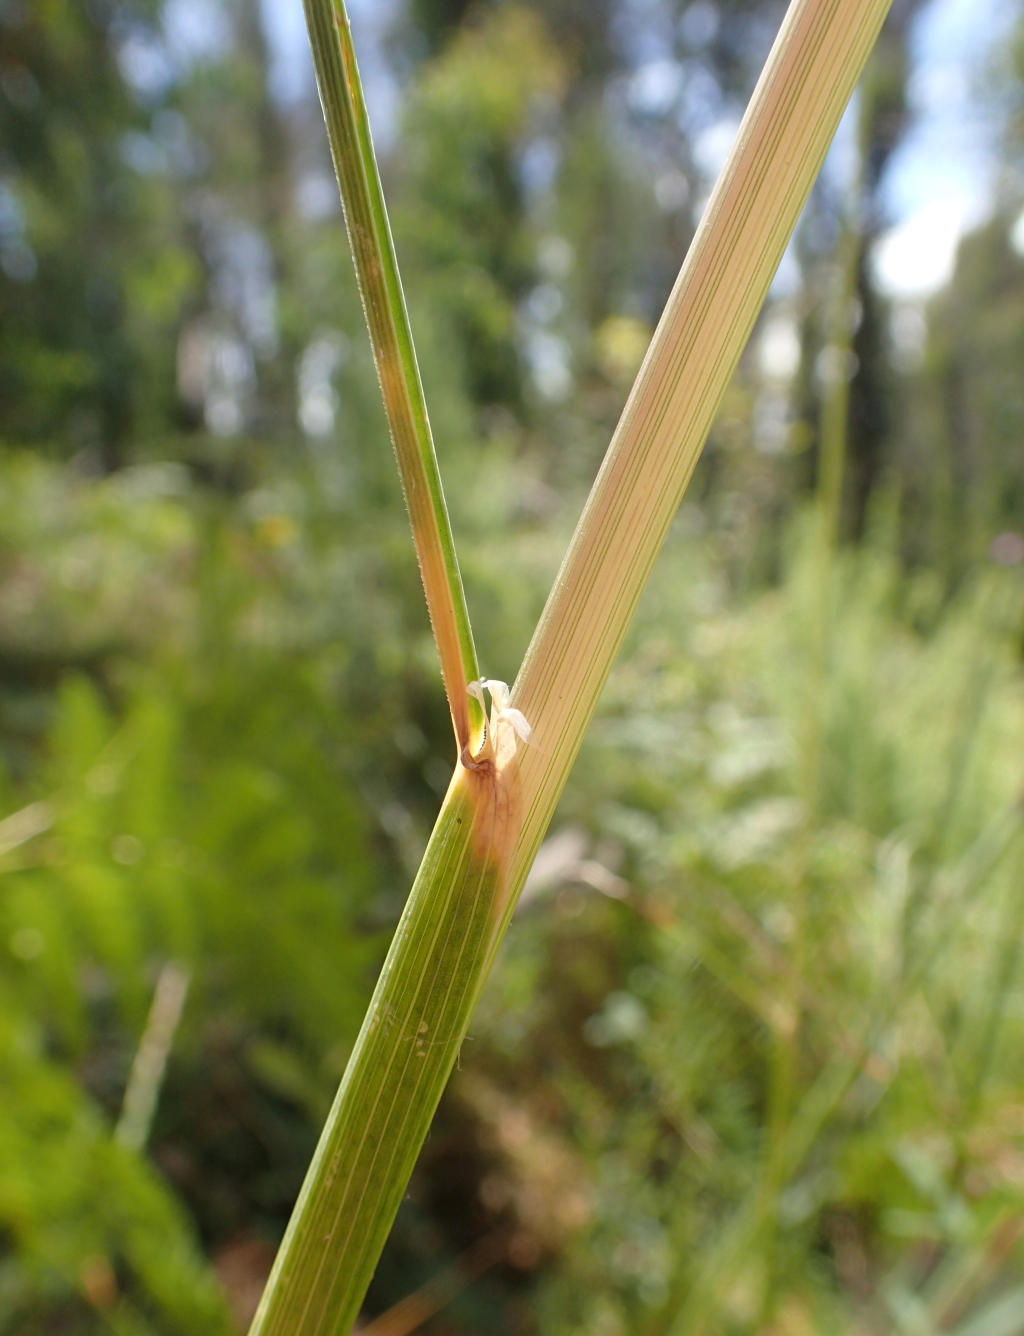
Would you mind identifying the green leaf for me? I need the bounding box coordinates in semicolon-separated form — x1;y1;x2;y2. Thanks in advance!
302;0;483;754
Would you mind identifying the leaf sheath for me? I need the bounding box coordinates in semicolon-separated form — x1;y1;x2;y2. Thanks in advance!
250;759;517;1335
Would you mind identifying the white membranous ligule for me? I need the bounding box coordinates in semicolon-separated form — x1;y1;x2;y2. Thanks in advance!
467;679;532;765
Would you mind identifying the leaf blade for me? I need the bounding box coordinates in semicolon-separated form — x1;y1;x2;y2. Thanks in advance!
506;0;894;903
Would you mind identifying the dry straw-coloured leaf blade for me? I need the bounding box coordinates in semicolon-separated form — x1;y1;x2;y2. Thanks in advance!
507;0;893;903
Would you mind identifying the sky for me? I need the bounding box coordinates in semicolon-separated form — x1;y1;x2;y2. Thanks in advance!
259;0;398;132
872;0;1018;299
248;0;1019;300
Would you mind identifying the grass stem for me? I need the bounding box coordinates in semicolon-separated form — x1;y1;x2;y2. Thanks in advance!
252;1;895;1330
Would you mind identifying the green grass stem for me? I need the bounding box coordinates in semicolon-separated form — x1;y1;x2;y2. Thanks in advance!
302;0;483;752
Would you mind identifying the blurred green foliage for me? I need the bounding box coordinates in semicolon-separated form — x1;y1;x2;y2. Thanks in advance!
3;0;1024;1332
481;518;1024;1334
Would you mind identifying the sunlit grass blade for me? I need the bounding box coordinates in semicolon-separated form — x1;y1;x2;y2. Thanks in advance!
251;0;893;1332
114;962;190;1152
302;0;483;752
